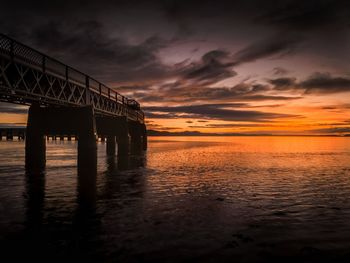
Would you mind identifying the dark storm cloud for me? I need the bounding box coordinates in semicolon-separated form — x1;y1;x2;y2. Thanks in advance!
161;0;350;30
232;33;301;65
24;21;172;84
257;0;350;31
144;103;297;122
137;81;300;104
268;77;296;90
1;0;346;93
269;73;350;94
301;73;350;94
182;50;236;85
2;0;341;87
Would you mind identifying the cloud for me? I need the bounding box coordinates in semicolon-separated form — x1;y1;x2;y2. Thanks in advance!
232;33;301;65
7;20;174;85
144;103;298;122
137;81;301;104
269;73;350;94
145;112;182;119
311;127;350;134
0;0;349;134
188;123;266;128
321;104;350;110
181;50;236;85
257;0;350;31
268;77;296;90
272;67;289;76
301;73;350;94
114;85;152;93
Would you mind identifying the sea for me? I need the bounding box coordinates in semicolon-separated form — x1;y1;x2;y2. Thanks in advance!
0;136;350;262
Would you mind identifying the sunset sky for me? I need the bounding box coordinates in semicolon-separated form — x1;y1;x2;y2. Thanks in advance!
1;0;350;135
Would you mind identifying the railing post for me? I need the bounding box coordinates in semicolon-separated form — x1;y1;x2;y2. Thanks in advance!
108;88;110;99
85;76;90;105
99;83;102;95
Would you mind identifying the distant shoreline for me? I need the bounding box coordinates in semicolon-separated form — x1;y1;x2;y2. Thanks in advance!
148;134;350;137
147;130;350;137
0;127;348;137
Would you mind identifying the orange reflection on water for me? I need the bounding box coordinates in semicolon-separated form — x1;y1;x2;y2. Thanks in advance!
145;136;350;199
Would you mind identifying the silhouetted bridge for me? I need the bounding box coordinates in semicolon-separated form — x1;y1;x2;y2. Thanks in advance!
0;33;147;169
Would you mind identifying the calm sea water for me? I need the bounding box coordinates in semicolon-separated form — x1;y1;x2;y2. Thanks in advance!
0;136;350;262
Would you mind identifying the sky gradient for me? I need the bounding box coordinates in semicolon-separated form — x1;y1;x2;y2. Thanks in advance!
1;0;350;135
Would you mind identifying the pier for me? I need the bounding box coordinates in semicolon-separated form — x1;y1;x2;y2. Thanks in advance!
0;33;147;170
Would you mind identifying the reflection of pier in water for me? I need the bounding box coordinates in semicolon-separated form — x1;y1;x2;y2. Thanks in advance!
22;143;146;260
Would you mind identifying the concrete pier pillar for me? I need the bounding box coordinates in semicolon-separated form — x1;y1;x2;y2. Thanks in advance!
77;107;97;210
129;121;142;153
141;123;147;150
25;104;46;170
6;130;13;141
106;135;116;156
77;106;97;169
19;132;25;141
95;115;133;158
117;135;129;155
116;117;130;156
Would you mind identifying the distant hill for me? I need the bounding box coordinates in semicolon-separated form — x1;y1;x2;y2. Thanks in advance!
146;129;272;136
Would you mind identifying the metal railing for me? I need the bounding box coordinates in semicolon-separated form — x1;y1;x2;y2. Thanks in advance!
0;33;144;122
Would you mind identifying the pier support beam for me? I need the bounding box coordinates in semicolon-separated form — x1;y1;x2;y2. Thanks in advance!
141;123;147;150
116;117;130;156
25;104;46;170
95;115;130;157
128;120;142;153
76;106;97;170
6;130;13;141
19;132;25;141
25;105;97;171
106;135;116;156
